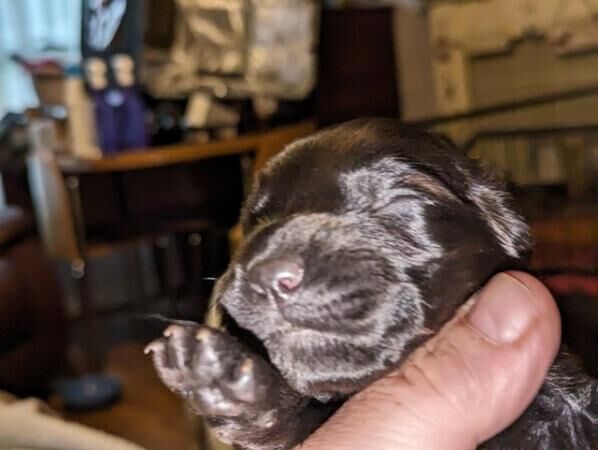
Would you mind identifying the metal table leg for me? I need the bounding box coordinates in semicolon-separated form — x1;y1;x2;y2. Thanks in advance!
65;175;101;371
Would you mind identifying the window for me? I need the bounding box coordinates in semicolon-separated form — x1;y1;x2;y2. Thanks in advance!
0;0;81;118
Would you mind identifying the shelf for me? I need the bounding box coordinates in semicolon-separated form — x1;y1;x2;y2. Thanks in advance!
57;121;316;174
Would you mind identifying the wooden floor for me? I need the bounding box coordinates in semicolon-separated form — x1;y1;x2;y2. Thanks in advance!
51;343;200;450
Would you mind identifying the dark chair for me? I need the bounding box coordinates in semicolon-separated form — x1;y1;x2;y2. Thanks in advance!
0;207;68;397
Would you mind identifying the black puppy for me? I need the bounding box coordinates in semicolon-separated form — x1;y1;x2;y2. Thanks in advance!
147;119;597;449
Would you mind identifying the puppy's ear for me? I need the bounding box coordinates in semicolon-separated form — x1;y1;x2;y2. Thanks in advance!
461;168;532;260
414;130;532;261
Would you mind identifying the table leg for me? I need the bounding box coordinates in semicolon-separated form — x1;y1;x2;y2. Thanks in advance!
65;175;101;371
69;256;102;372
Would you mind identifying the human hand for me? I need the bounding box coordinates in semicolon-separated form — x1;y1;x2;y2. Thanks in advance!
296;272;561;450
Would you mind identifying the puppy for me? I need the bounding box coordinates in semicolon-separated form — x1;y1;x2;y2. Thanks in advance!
147;119;597;449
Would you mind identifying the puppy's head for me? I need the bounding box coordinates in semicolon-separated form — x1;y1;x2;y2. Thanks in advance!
216;119;531;399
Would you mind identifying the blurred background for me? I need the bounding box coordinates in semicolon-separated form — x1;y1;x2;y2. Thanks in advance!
0;1;595;449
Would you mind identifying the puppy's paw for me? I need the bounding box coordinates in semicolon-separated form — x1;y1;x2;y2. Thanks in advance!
145;325;272;418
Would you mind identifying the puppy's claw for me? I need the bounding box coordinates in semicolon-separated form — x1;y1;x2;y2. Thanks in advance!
239;357;254;375
196;328;211;342
144;340;163;355
218;356;264;404
163;324;183;338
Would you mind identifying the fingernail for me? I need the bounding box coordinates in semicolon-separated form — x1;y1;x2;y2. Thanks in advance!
469;273;537;344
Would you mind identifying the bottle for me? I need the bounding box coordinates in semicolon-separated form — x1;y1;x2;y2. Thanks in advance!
64;65;102;159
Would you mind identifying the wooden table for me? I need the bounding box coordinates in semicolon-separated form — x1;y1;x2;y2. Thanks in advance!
58;121;315;175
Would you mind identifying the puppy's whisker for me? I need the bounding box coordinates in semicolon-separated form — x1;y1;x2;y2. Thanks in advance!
134;313;198;327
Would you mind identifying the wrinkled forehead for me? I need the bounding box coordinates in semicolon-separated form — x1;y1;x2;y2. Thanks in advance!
339;158;458;212
243;147;457;233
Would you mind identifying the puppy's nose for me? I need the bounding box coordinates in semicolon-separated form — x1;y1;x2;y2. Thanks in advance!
248;257;304;297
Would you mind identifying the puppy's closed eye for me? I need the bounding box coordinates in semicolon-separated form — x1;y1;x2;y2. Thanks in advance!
399;171;461;201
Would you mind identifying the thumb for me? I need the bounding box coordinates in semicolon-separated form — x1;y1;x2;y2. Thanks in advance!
298;272;561;450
